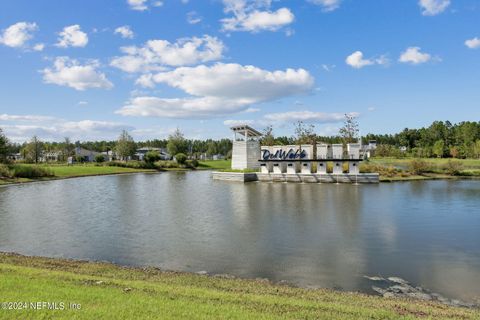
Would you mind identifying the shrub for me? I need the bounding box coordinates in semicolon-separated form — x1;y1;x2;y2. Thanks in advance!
0;164;12;178
144;151;161;164
444;160;463;175
185;159;199;168
408;159;430;175
95;154;105;163
106;160;153;169
175;153;187;165
154;160;179;169
75;155;85;163
12;165;54;178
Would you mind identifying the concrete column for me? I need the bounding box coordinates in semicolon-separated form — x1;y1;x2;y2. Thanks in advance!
301;162;311;174
317;162;327;174
333;161;343;174
286;162;298;174
349;161;360;174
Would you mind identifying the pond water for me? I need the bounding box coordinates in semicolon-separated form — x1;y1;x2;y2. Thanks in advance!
0;171;479;303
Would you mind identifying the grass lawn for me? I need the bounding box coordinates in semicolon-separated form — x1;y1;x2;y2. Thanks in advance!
0;253;478;320
370;158;480;170
46;164;156;177
198;159;231;170
0;164;156;186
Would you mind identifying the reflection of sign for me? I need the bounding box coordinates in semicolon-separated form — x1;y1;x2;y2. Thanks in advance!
262;148;307;160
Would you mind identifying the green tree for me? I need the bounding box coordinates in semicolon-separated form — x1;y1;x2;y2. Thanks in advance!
0;128;9;163
473;140;480;159
175;153;187;165
432;140;445;158
115;130;136;161
144;151;161;164
167;128;188;156
95;154;105;163
339;114;359;144
24;136;43;163
261;126;275;146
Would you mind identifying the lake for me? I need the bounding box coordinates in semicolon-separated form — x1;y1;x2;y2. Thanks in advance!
0;171;479;303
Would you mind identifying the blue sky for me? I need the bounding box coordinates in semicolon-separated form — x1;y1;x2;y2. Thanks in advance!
0;0;479;142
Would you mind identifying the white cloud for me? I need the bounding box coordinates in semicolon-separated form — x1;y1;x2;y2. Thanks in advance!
0;114;56;122
419;0;450;16
114;26;134;39
0;22;38;48
308;0;341;12
117;63;314;118
187;11;202;24
111;35;224;73
33;43;45;51
152;1;164;7
56;25;88;48
41;57;113;91
221;0;294;33
264;111;358;123
78;101;89;106
223;119;255;126
345;51;389;69
1;115;132;142
399;47;432;64
128;0;149;11
465;37;480;49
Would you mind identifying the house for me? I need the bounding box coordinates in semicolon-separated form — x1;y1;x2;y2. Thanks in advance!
135;147;171;161
74;147;100;162
7;153;23;161
41;151;62;162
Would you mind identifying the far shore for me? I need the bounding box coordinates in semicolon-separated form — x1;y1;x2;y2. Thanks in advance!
1;158;480;186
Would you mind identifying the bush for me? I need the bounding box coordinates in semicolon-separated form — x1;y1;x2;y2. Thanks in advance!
408;159;430;175
185;159;199;168
75;155;85;163
154;160;179;169
360;163;402;177
144;151;161;164
444;160;463;175
175;153;187;165
0;164;12;178
106;160;153;169
95;154;105;163
12;165;54;178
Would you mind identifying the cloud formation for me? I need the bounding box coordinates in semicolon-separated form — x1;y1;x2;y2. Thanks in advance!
110;35;224;73
307;0;341;12
0;22;38;48
264;111;358;123
114;26;134;39
345;51;388;69
118;63;314;118
0;115;132;142
419;0;450;16
221;0;294;32
399;47;432;64
56;25;88;48
41;57;113;91
465;37;480;49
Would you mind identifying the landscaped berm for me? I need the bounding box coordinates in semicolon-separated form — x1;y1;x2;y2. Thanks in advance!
0;253;478;319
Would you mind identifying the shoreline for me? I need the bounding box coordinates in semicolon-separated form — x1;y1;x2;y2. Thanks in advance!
1;169;479;187
0;252;478;319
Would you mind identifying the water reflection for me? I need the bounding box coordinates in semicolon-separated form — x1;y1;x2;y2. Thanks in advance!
0;172;479;303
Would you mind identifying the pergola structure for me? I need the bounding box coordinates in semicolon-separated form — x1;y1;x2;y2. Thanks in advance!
231;125;262;142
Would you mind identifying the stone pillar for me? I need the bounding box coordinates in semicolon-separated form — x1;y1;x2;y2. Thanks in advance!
232;140;261;170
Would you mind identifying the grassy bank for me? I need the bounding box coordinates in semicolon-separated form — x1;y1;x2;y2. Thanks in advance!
364;158;480;182
0;164;156;185
0;160;232;186
0;253;478;320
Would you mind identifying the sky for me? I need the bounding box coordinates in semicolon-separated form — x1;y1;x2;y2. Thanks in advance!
0;0;479;143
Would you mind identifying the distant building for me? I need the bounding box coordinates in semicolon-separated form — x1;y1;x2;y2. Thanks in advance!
135;147;171;161
7;153;23;161
74;147;100;162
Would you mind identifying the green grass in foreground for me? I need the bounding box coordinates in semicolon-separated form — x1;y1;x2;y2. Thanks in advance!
0;253;478;320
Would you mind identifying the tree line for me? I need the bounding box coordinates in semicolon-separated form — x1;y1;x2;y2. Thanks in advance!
2;119;480;163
